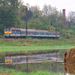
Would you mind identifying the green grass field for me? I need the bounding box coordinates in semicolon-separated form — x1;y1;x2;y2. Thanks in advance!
0;45;75;52
0;38;75;52
0;38;75;46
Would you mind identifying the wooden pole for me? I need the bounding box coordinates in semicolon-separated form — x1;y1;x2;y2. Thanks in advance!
26;18;27;37
25;6;28;38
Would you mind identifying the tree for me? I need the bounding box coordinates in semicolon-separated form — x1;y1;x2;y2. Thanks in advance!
48;14;57;26
0;0;21;27
43;4;57;16
0;7;18;27
40;16;50;26
0;24;5;35
67;11;75;29
20;5;33;21
8;0;19;11
28;18;42;29
0;0;9;9
30;5;41;18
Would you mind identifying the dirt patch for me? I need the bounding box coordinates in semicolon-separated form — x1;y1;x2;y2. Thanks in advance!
23;42;30;46
26;39;39;42
63;47;75;64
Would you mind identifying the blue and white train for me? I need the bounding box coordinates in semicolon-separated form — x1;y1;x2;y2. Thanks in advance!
4;28;59;39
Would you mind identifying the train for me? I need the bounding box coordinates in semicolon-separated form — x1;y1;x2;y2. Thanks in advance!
4;27;59;39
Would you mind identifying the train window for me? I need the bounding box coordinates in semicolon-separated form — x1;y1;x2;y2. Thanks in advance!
36;32;39;35
53;33;55;35
21;31;25;34
46;32;49;35
12;30;15;34
51;33;53;35
12;30;20;34
49;33;51;35
57;33;59;35
40;32;44;35
54;33;59;35
16;31;20;34
44;32;49;35
27;32;31;35
32;32;35;35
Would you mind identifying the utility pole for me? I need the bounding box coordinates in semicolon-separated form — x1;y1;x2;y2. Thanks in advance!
56;25;57;39
26;16;28;37
25;6;28;37
55;19;57;39
14;21;17;37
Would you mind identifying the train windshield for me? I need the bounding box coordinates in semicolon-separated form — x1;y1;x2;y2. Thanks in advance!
4;28;12;33
5;29;10;31
5;29;7;31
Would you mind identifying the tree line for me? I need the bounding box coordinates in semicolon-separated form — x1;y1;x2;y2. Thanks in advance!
0;0;75;38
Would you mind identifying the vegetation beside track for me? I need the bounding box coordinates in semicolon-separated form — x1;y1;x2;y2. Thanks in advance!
0;38;75;46
0;38;75;52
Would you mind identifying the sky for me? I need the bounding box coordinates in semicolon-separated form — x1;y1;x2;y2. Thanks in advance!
22;0;75;16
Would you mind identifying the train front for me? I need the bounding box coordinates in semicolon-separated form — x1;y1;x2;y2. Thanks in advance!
4;28;12;38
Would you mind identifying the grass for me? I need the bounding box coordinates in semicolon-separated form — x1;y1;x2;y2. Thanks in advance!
0;45;75;52
0;38;75;46
0;38;75;52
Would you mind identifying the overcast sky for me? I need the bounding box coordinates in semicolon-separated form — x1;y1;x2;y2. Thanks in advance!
22;0;75;16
